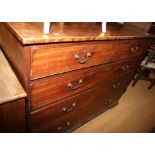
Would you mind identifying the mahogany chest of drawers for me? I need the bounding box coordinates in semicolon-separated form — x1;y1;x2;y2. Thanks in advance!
0;22;151;132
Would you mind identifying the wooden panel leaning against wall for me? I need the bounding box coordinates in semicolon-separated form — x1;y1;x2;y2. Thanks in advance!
0;23;27;89
0;49;27;132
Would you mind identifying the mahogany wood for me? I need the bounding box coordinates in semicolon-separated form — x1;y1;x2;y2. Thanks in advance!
30;57;140;109
30;41;115;79
5;22;152;45
112;39;150;61
0;22;151;132
0;49;26;132
0;23;26;88
30;72;133;131
34;88;128;133
0;49;26;104
0;99;26;132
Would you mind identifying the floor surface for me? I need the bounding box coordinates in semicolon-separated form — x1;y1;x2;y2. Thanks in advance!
73;80;155;133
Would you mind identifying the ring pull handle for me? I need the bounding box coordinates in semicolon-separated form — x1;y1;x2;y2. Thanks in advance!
121;66;126;72
75;49;91;64
113;82;120;89
130;47;136;55
57;121;71;131
62;103;76;112
68;79;83;90
121;65;130;72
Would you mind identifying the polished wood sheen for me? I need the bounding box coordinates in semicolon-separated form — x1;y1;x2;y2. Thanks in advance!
0;99;26;132
31;41;115;79
0;22;151;132
5;22;152;45
30;57;140;109
35;89;127;133
0;49;26;104
0;23;26;88
112;39;150;61
0;49;26;132
30;73;133;132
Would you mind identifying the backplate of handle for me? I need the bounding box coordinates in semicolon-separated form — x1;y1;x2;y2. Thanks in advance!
130;45;139;55
113;82;120;88
57;121;71;131
74;49;91;64
62;102;76;112
121;65;129;72
68;79;83;90
130;47;135;54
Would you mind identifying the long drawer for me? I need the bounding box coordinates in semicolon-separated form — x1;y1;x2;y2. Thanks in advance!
31;85;126;133
31;41;115;79
30;57;140;109
111;39;149;61
30;73;133;132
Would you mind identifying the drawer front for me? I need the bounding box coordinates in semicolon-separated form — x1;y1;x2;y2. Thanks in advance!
30;56;139;109
111;39;149;61
31;41;115;79
32;89;125;133
30;73;133;131
107;56;141;81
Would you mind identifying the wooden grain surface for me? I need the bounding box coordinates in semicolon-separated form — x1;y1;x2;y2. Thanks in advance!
0;49;26;104
0;98;26;132
112;39;149;61
31;41;115;79
5;22;152;45
0;23;26;88
30;57;139;109
30;73;133;132
31;84;126;132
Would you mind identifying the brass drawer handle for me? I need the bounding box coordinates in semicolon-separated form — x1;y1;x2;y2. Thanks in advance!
75;49;91;64
105;99;113;105
130;46;139;55
130;47;135;54
113;82;120;88
68;79;83;90
62;102;76;112
57;121;71;131
121;65;129;72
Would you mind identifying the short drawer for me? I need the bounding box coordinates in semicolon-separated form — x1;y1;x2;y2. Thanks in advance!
31;41;115;79
30;74;132;132
31;88;125;133
30;57;139;109
111;39;149;61
107;56;141;81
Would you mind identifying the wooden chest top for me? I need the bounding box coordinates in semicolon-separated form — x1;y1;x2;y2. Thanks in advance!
5;22;152;45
